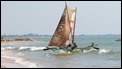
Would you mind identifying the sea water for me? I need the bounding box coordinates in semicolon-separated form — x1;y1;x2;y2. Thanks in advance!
1;35;121;68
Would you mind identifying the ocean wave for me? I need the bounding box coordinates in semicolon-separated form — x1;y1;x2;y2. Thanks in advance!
19;46;30;51
98;49;111;54
1;46;46;51
1;47;17;50
19;46;46;51
30;47;46;51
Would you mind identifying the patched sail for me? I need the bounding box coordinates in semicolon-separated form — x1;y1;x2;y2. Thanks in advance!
65;8;76;46
48;4;76;48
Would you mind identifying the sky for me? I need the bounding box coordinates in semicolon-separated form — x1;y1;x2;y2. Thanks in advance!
1;1;121;35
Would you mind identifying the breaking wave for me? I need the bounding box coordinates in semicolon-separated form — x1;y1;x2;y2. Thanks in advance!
1;46;112;54
1;47;18;50
19;46;46;51
1;46;46;51
98;49;112;54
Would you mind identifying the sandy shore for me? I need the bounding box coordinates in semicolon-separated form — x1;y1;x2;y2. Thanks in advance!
1;54;38;68
1;56;27;68
1;41;39;68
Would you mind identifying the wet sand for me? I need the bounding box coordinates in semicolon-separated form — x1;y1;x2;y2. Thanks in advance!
1;56;25;68
1;54;38;68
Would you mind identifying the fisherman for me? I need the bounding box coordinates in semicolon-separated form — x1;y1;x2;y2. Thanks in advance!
68;43;72;47
71;42;77;50
66;43;73;52
74;42;77;48
65;42;77;52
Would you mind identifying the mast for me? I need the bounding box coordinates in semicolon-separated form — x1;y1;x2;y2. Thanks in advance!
72;7;77;43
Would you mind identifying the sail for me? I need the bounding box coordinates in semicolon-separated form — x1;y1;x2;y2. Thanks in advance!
48;4;76;48
65;8;76;46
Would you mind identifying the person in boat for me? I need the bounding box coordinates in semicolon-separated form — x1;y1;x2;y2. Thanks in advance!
66;43;72;52
65;42;77;52
71;42;77;49
61;43;73;52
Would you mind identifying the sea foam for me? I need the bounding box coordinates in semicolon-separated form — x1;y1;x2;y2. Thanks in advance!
98;49;111;54
19;46;46;51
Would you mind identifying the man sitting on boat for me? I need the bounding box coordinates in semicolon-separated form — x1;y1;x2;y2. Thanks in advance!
64;42;78;52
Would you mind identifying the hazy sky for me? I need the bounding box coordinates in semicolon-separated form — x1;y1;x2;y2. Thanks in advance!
1;1;121;35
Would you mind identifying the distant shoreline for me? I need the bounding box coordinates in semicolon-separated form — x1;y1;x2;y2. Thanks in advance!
1;38;33;44
1;41;32;44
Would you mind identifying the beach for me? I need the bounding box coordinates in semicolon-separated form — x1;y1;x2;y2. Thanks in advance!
1;41;38;68
1;56;24;68
1;55;38;68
